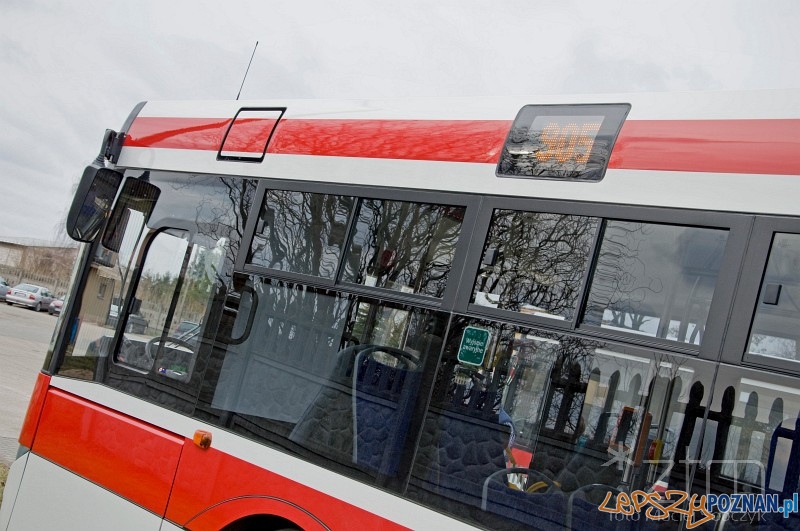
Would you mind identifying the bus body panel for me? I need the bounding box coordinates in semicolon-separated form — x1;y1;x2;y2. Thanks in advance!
0;454;27;530
116;90;800;216
31;388;184;516
124;114;800;175
4;453;163;531
18;372;49;449
41;376;481;531
170;445;402;530
117;142;800;217
5;90;800;530
132;90;800;121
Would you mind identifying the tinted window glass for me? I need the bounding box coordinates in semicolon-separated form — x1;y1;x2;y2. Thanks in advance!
407;316;715;530
472;210;599;320
248;190;355;279
747;233;800;362
114;231;229;388
582;221;728;345
341;200;465;297
699;365;800;528
196;275;447;489
56;173;256;405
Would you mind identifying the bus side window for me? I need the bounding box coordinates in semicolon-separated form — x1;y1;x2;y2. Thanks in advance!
747;233;800;362
247;190;354;279
582;221;728;346
116;231;227;385
471;209;599;321
341;199;466;298
197;279;446;489
116;230;190;372
702;366;800;528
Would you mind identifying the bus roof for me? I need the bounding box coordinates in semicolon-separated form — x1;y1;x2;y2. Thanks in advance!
116;89;800;216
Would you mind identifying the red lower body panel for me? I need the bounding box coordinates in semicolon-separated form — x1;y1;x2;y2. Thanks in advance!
169;443;407;530
32;389;183;516
29;388;407;530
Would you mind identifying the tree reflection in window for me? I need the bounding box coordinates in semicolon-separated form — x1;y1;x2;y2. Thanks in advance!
248;190;355;279
342;200;465;298
472;210;599;320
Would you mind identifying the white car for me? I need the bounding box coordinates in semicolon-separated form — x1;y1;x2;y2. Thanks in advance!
6;283;55;312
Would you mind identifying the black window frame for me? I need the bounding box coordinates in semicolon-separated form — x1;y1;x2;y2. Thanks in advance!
725;216;800;373
238;179;482;310
456;196;752;359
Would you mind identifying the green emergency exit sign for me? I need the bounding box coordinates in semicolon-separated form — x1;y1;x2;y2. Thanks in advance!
457;326;490;366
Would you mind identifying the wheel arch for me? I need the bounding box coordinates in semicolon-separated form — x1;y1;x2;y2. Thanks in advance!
182;495;328;531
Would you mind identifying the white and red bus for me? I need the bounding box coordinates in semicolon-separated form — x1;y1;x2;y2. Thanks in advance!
2;90;800;530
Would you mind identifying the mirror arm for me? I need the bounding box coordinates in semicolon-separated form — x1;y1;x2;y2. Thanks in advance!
105;130;127;164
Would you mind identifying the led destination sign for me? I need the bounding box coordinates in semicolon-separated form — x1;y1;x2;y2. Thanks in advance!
497;103;630;182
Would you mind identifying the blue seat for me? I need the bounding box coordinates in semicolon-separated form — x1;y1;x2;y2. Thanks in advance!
289;344;421;477
567;483;636;531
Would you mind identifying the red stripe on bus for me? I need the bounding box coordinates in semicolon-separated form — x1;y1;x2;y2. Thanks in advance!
18;372;50;449
124;117;281;154
125;117;231;151
27;390;407;528
168;443;409;530
267;119;510;163
125;117;509;163
613;119;800;176
32;390;184;516
222;117;280;153
124;116;800;174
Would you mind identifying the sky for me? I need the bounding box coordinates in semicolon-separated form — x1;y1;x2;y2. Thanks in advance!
1;0;799;243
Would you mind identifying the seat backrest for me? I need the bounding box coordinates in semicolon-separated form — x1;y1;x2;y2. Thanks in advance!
353;352;422;476
567;484;636;531
410;407;509;508
289;344;423;478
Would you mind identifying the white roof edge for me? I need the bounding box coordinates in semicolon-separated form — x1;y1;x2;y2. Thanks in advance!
135;88;800;121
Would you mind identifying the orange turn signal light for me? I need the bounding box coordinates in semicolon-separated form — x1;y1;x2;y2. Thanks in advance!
193;429;213;449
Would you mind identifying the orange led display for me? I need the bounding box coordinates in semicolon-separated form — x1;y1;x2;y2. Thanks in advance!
535;120;602;164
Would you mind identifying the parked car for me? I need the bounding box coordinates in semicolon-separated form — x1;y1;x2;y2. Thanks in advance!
6;283;55;311
48;297;64;315
0;277;9;301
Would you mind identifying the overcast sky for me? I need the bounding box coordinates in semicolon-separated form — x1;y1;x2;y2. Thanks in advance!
1;0;799;242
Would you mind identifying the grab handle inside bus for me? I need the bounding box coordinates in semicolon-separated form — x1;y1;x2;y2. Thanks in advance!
217;285;258;345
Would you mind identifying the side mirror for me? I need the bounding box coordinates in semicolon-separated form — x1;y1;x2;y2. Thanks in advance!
66;164;123;242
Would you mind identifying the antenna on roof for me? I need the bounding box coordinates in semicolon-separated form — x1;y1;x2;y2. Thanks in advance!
236;41;259;101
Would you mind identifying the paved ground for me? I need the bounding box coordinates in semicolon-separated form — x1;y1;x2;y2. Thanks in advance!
0;303;57;464
0;436;18;465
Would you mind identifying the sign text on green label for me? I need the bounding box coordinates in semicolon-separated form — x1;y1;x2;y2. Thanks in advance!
457;326;490;366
